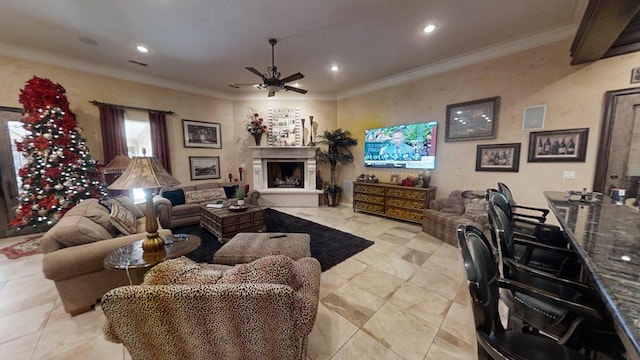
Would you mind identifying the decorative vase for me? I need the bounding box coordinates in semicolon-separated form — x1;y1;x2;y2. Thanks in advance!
253;133;262;146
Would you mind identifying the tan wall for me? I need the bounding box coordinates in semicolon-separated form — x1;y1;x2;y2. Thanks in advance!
0;55;337;188
337;39;640;208
3;38;639;206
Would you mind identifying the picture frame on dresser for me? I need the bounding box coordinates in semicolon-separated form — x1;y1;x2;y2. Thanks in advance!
527;128;588;162
189;156;220;180
445;96;499;142
183;119;222;148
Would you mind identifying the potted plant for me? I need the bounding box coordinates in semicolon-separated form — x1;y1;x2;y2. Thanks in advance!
317;128;358;206
235;187;246;206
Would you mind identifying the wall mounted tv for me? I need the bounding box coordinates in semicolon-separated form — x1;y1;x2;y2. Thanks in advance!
364;121;438;169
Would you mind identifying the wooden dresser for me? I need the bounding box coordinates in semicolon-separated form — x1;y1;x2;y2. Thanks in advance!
352;182;436;223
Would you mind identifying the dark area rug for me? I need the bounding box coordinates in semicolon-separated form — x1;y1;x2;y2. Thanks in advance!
172;208;373;271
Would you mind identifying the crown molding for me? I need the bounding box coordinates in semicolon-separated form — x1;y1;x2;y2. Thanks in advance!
0;23;577;103
0;42;234;100
337;24;577;100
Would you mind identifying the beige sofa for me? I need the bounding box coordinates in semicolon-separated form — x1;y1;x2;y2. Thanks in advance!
153;182;260;229
40;198;171;315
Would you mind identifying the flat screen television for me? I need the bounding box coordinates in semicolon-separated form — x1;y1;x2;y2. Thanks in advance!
364;121;437;169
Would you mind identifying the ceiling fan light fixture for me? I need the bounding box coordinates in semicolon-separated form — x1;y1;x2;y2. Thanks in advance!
136;45;149;53
330;65;340;72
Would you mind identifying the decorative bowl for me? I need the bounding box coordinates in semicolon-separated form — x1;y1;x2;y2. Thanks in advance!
227;205;248;212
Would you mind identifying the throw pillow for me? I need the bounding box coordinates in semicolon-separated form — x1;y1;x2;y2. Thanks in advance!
464;198;488;224
64;199;119;236
110;202;137;235
185;188;227;204
223;185;239;199
162;189;186;206
49;216;113;248
112;196;145;218
217;255;298;289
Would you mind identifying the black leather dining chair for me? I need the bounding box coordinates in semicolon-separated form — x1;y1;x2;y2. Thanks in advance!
483;208;626;358
487;189;565;246
456;224;588;360
497;182;550;221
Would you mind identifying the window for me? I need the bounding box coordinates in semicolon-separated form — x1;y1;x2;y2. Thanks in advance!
125;111;152;203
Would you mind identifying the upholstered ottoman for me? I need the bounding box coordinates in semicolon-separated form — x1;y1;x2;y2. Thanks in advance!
212;232;311;265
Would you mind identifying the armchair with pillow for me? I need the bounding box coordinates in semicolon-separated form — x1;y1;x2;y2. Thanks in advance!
421;190;490;246
40;197;171;315
103;255;321;360
153;182;260;229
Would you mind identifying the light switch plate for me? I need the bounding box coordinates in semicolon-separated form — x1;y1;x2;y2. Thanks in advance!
563;170;576;179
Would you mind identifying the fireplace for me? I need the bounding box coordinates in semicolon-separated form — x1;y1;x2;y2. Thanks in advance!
251;146;321;207
267;161;304;188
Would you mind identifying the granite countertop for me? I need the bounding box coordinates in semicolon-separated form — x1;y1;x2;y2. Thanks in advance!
544;191;640;359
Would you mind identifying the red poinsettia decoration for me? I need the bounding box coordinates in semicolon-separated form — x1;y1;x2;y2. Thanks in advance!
18;77;70;114
33;135;50;150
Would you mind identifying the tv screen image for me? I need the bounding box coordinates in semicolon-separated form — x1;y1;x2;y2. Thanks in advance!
364;121;438;169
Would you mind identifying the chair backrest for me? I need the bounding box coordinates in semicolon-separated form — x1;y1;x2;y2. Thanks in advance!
487;189;515;219
497;182;516;206
487;202;517;262
457;224;503;335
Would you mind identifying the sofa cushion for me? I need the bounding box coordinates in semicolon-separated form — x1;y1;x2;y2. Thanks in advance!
110;203;138;235
223;185;239;199
64;199;119;236
217;255;298;289
162;189;185;206
464;198;488;225
49;215;112;248
432;198;465;214
185;188;227;204
144;256;205;285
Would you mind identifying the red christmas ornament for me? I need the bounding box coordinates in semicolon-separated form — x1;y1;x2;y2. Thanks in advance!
33;135;49;150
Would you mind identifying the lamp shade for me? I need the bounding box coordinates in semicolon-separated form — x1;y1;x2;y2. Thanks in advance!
108;156;180;190
103;154;131;175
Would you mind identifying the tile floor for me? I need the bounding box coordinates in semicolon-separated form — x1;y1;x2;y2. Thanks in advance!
0;205;477;360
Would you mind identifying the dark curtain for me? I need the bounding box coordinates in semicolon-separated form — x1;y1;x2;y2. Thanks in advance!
98;104;127;165
148;111;172;174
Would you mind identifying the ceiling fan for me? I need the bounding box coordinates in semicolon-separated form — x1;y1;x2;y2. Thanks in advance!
229;38;308;97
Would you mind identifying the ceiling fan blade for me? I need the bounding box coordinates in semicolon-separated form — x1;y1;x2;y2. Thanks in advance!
229;84;240;89
280;72;305;83
245;67;266;79
268;91;276;97
283;86;308;94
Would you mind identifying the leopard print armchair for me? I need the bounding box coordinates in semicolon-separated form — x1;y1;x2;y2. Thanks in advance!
102;255;321;360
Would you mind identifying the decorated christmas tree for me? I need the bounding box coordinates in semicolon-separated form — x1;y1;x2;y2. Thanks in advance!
11;76;107;231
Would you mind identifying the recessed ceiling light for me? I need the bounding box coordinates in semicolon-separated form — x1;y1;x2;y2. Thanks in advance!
136;45;149;53
330;65;339;72
423;24;437;33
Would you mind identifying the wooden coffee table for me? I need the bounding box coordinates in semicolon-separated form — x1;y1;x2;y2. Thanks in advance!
103;234;201;271
200;205;266;243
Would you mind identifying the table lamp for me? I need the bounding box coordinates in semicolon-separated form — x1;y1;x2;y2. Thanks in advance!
107;156;180;252
103;154;131;175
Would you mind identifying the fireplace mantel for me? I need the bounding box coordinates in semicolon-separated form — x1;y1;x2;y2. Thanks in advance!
251;146;321;207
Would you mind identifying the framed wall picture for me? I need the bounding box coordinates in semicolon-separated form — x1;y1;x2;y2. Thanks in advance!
183;119;222;148
189;156;220;180
527;128;589;162
445;96;500;142
475;143;521;172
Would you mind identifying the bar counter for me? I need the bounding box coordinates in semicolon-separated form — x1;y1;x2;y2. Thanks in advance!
544;191;640;359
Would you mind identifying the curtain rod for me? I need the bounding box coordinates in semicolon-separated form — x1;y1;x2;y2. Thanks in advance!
89;100;174;115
